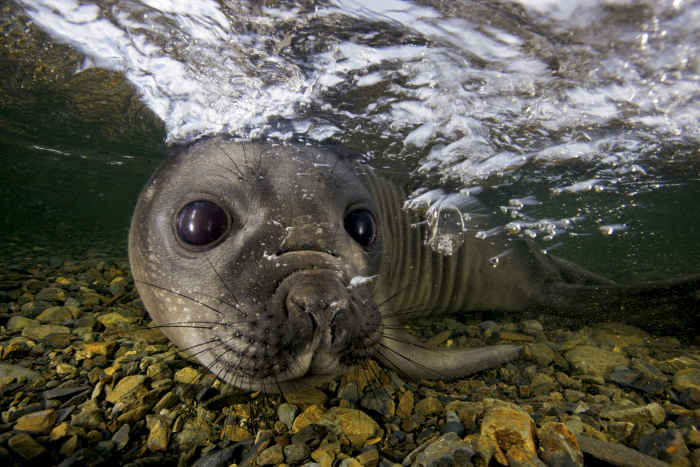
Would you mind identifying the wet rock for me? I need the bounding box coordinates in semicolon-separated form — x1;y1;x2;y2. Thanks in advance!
403;432;474;467
284;442;311;464
361;387;395;418
413;397;443;417
257;443;284;465
577;434;670;467
43;386;91;400
285;387;328;410
111;423;130;450
21;300;51;317
440;410;465;437
147;417;171;451
220;426;253;442
564;345;629;378
57;448;106;467
480;403;537;465
6;316;39;331
291;405;326;433
680;387;700;410
599;402;666;427
319;407;380;448
396;390;414;419
70;409;105;430
105;375;150;403
591;323;649;347
505;445;547;467
50;423;86;441
277;403;299;430
171;418;212;452
59;435;80;458
7;432;47;460
674;368;700;393
338;381;362;404
15;408;57;434
356;447;379;467
22;324;70;340
0;362;41;380
537;422;584;467
35;287;66;302
36;306;72;323
638;428;690;464
173;367;200;385
530;342;555;366
82;341;118;357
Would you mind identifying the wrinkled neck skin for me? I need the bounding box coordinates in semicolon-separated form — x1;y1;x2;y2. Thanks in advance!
129;139;521;393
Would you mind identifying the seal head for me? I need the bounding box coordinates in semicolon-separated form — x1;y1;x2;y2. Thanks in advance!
129;138;385;391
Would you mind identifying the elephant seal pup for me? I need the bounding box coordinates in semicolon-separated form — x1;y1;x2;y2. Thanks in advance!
129;138;699;392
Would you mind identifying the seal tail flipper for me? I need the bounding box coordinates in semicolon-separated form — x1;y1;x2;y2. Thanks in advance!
541;273;700;332
376;329;522;380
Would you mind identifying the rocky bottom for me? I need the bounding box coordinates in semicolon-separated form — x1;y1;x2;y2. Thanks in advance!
1;233;700;467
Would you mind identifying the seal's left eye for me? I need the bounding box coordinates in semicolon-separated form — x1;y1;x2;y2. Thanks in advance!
177;201;230;246
344;209;377;247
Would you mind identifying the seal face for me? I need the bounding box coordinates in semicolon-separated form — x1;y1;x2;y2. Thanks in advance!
129;139;385;391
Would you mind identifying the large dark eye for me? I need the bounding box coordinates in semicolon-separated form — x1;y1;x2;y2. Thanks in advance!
177;201;230;246
344;209;377;246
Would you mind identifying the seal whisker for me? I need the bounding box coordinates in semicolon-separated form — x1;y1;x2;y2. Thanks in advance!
205;255;240;304
213;141;245;180
132;278;234;315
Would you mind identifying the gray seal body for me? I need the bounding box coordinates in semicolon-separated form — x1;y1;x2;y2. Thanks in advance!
129;138;700;392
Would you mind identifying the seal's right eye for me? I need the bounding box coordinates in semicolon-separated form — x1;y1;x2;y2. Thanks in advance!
177;201;231;246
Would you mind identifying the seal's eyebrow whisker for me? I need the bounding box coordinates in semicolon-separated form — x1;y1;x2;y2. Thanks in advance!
214;141;245;180
205;255;240;304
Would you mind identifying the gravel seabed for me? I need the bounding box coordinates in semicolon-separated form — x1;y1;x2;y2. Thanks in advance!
2;233;700;467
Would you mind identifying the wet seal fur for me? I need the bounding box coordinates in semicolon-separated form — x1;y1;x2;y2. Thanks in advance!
129;138;700;392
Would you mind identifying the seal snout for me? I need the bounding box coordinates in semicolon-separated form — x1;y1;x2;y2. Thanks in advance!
283;270;355;347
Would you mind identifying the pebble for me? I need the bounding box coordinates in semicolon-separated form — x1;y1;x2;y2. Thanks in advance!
638;428;690;463
319;407;380;447
7;433;47;460
14;408;58;434
537;422;584;466
277;402;299;430
564;345;629;377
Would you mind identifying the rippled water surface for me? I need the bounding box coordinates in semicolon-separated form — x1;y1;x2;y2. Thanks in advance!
1;0;699;282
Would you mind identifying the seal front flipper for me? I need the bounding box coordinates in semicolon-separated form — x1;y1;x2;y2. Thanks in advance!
376;326;522;380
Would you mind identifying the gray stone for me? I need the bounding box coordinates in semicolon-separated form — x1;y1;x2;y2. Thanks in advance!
35;288;64;302
530;342;555;367
22;324;71;340
577;434;669;467
111;424;130;451
20;300;51;317
361;387;396;419
564;346;629;378
256;443;284;465
284;443;311;464
538;422;583;467
6;316;39;332
7;433;47;460
0;362;41;381
277;403;298;430
638;429;690;463
36;306;72;324
403;432;474;467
